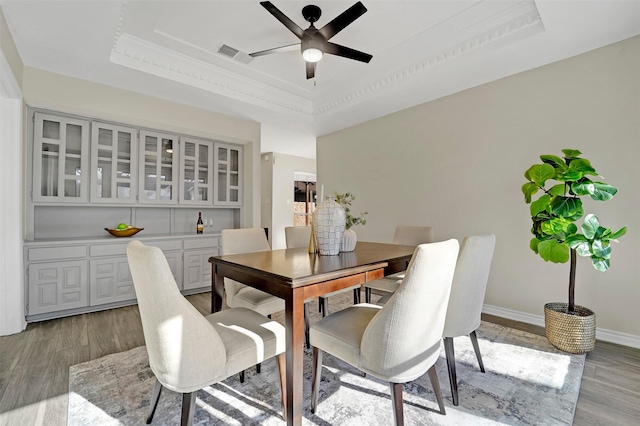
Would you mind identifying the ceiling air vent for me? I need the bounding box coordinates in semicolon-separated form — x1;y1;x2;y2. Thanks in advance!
217;44;253;64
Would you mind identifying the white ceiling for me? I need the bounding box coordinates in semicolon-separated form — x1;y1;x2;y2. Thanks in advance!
2;1;639;158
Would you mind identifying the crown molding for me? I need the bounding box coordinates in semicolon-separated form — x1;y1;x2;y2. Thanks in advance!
313;1;544;116
111;33;313;118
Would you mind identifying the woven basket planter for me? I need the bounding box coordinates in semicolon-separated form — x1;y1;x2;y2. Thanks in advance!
544;302;596;354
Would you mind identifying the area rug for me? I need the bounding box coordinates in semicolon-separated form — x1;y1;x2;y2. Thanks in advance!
68;321;585;425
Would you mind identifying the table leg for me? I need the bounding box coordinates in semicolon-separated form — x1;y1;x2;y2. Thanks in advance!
212;266;224;313
284;288;305;425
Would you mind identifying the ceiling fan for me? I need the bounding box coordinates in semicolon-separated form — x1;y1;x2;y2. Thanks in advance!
250;1;373;79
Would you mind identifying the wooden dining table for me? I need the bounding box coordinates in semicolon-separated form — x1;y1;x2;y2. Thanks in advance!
209;241;416;425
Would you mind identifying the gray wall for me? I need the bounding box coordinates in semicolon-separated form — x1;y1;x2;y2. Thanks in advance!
317;36;640;341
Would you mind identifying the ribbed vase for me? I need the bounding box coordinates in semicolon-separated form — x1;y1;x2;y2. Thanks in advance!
312;196;346;255
341;228;357;252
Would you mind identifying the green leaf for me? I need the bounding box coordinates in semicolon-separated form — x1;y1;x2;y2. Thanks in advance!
556;159;597;182
551;196;583;220
571;180;595;196
566;235;588;256
562;149;582;158
609;226;627;239
592;240;611;259
530;194;551;216
590;182;618;201
530;238;540;254
525;164;555;187
522;182;538;204
548;184;567;196
573;241;592;257
569;158;597;175
582;214;600;239
592;257;610;271
541;217;575;236
540;155;568;172
566;234;588;245
538;239;570;263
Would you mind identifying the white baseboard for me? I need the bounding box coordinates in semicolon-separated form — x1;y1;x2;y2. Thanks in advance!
482;304;640;349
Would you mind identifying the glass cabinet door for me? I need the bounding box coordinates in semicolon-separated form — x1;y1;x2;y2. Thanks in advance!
214;142;242;206
138;130;178;204
90;122;137;203
179;137;213;205
32;112;90;203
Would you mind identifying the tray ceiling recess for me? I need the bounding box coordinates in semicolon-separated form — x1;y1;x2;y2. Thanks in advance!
109;1;545;124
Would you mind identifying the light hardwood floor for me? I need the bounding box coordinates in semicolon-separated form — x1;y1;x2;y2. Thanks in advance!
1;293;638;425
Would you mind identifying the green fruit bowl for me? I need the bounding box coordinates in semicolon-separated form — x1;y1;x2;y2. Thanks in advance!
104;227;144;238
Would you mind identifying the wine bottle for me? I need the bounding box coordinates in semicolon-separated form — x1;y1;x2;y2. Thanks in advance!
197;212;204;234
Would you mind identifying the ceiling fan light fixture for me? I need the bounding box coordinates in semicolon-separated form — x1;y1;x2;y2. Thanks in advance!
301;38;324;62
302;47;323;62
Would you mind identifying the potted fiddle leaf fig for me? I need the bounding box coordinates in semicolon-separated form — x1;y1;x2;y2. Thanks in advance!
522;149;626;353
335;192;368;252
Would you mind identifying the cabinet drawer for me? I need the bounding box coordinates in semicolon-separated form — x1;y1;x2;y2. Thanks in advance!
90;240;183;257
90;243;128;257
147;240;182;252
184;237;220;250
28;245;87;261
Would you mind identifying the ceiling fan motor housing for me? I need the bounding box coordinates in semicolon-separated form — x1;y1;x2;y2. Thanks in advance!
302;5;321;23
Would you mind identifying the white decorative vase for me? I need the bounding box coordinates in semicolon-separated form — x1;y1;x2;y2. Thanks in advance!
341;228;357;252
312;196;346;255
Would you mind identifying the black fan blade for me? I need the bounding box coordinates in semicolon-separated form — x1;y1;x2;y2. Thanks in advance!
250;43;300;58
318;2;367;40
260;1;304;39
325;42;372;63
306;61;316;79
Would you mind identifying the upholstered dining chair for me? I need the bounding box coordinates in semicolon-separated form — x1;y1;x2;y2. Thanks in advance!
221;228;285;316
309;239;460;425
285;226;362;348
222;228;285;380
442;234;496;406
127;240;287;426
364;225;434;303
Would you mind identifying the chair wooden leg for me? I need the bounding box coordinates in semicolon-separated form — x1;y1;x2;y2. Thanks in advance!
321;297;329;317
256;363;261;374
238;370;245;383
304;302;311;349
180;391;197;426
365;287;372;303
469;330;485;373
353;287;361;304
146;378;163;424
390;382;404;426
310;346;323;413
427;365;446;415
443;337;458;406
276;352;287;422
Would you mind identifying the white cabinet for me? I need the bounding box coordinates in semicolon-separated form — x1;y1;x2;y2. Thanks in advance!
28;260;88;315
31;110;243;209
25;235;218;321
165;252;183;290
214;142;242;206
90;257;135;305
179;137;213;205
90;122;138;204
32;112;90;203
183;237;219;291
139;130;178;205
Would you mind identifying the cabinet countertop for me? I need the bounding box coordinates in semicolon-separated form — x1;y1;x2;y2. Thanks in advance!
24;232;222;246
